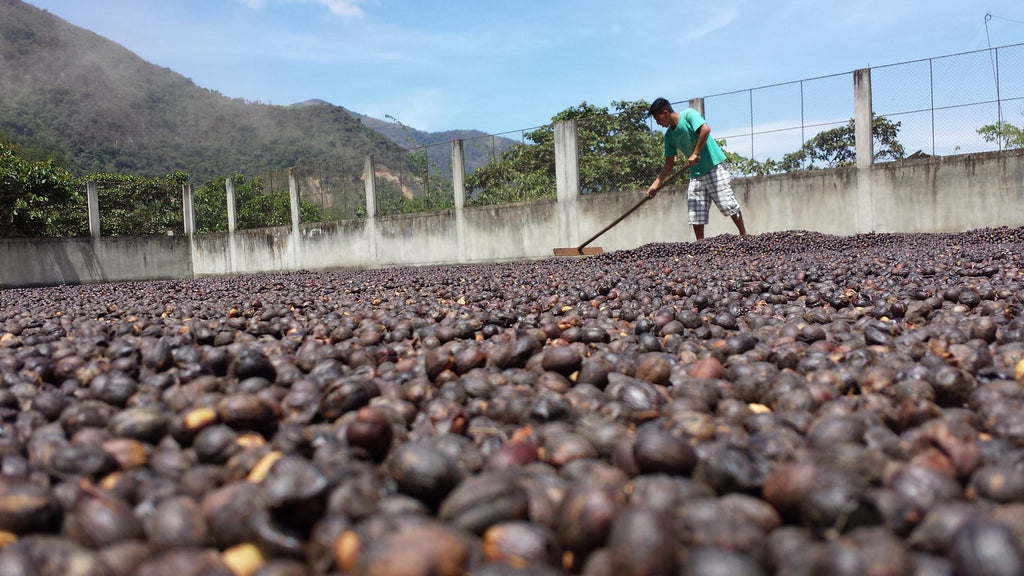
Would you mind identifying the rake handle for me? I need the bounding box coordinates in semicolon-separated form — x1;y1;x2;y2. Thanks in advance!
574;168;687;252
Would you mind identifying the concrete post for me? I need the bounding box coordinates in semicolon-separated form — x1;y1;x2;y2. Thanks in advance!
854;68;873;169
452;139;466;210
225;177;237;273
364;156;377;218
554;120;581;251
554;120;580;202
689;97;705;117
452;139;467;263
288;168;300;235
225;177;237;233
87;181;100;239
182;184;195;237
854;68;875;233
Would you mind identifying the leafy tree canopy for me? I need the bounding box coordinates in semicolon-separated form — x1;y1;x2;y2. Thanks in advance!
724;114;906;176
191;174;325;233
977;120;1024;150
0;139;83;237
89;172;188;236
466;100;663;206
1;136;323;237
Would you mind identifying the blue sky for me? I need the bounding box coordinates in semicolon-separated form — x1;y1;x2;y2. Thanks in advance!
24;0;1024;135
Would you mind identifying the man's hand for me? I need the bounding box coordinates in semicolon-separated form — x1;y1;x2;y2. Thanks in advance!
685;153;700;167
646;184;659;199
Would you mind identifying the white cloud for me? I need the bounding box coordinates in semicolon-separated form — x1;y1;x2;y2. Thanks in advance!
300;0;365;18
356;88;456;133
678;5;739;43
237;0;365;18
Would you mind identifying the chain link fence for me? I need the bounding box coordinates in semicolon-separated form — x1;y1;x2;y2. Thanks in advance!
575;112;663;196
287;157;367;222
463;127;551;207
262;167;306;228
374;140;455;217
873;43;1024;158
701;72;853;172
249;44;1024;221
93;177;183;236
997;43;1024;138
702;43;1024;171
47;44;1021;240
322;155;370;220
260;142;461;221
463;130;521;176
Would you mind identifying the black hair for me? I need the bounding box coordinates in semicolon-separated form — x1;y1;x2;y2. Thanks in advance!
648;97;673;116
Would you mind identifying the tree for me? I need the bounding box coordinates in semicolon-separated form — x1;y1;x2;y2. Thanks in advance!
370;115;456;217
724;114;906;176
88;172;187;236
573;101;665;195
977;120;1024;149
371;144;455;217
194;174;324;232
0;139;85;237
464;136;555;206
721;145;778;177
465;100;663;206
194;175;232;233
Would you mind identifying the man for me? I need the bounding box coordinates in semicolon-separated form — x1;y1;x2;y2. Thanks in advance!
646;97;747;241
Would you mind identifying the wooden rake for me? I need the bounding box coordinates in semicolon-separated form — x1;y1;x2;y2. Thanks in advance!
552;167;687;256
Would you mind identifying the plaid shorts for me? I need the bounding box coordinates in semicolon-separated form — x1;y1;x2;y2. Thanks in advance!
687;164;741;225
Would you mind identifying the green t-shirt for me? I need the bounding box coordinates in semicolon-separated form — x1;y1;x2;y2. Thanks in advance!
664;108;726;177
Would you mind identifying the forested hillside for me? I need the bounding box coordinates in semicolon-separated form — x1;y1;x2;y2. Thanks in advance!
0;0;409;182
340;106;517;173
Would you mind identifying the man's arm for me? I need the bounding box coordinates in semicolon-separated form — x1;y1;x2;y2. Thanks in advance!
647;155;676;198
689;123;711;166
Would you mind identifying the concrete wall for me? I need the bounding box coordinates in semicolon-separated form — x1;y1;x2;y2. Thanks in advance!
1;236;192;288
6;63;1024;289
869;152;1024;233
732;168;862;237
727;149;1024;238
550;149;1024;250
3;148;1022;289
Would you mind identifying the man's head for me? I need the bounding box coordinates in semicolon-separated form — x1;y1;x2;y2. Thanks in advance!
649;98;675;128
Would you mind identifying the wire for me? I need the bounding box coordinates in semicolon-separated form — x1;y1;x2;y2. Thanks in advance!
984;13;1001;129
987;14;1024;25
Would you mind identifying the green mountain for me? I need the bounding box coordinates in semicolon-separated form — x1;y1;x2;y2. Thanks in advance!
0;0;510;184
331;105;518;175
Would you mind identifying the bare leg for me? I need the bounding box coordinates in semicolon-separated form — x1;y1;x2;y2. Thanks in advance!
692;224;705;241
731;213;747;236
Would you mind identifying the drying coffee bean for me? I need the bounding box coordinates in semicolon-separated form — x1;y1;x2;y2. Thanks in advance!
1;228;1024;574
